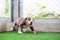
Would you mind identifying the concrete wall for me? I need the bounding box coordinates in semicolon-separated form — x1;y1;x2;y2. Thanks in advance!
0;21;60;32
0;22;13;32
33;22;60;32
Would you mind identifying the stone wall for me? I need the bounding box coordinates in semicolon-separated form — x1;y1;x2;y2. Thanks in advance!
33;22;60;32
0;21;60;32
0;22;13;32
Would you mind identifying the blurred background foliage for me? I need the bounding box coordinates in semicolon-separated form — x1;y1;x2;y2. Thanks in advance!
34;2;60;18
5;0;8;16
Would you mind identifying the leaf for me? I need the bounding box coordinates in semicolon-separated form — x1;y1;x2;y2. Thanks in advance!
35;2;41;8
41;5;46;9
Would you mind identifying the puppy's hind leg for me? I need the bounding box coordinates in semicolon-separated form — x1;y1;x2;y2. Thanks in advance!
13;23;17;31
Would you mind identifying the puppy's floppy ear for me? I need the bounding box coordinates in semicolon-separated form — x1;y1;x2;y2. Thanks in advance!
25;18;27;20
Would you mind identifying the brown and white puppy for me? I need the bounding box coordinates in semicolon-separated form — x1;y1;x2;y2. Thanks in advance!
13;17;36;34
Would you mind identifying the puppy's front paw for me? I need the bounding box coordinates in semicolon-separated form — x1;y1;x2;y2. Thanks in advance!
18;31;22;34
33;31;36;34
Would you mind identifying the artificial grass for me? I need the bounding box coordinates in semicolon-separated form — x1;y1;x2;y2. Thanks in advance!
0;31;60;40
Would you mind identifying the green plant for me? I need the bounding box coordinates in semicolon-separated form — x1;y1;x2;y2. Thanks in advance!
5;0;8;16
34;2;47;18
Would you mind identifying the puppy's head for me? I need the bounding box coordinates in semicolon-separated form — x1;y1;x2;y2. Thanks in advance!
25;17;33;25
25;17;31;21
